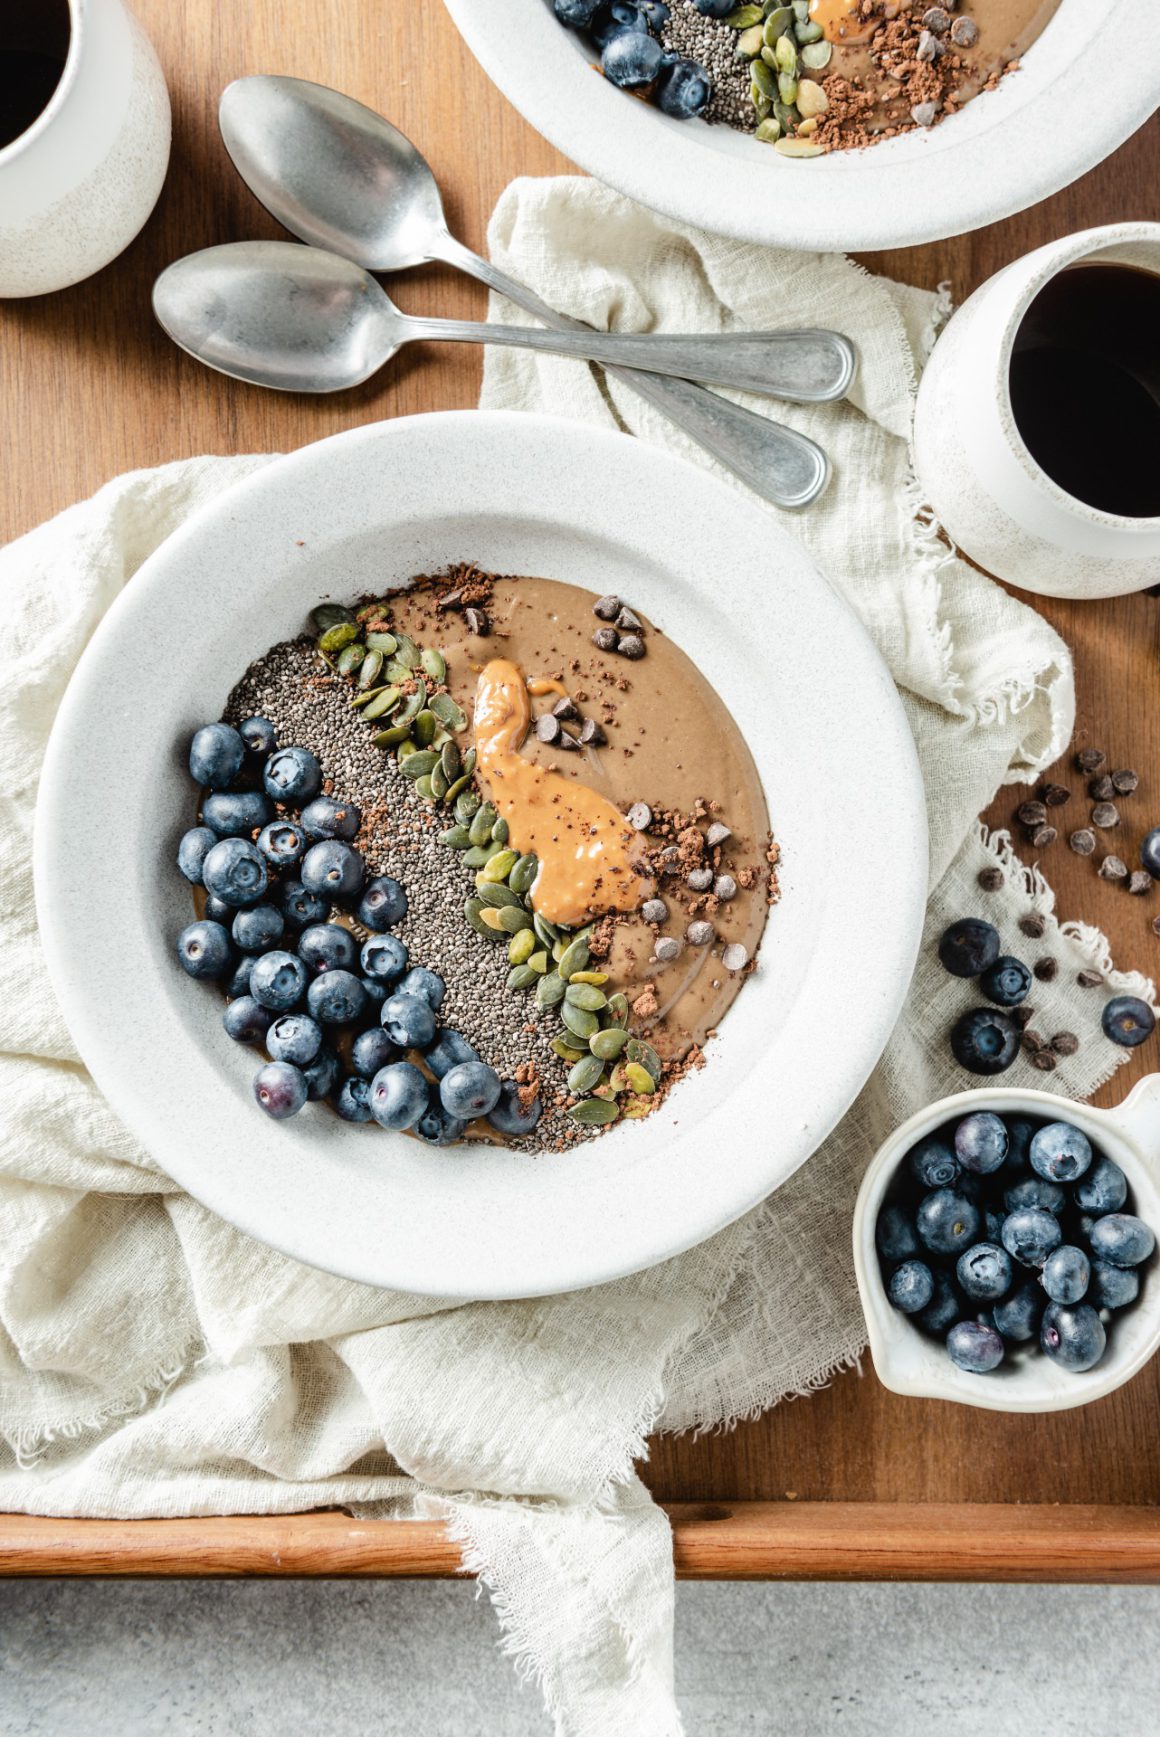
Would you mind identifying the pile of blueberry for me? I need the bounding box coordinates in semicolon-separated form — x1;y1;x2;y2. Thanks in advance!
877;1107;1155;1376
175;719;540;1143
553;1;713;120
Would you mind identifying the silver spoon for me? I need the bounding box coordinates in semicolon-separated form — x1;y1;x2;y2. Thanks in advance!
218;76;855;509
155;239;857;401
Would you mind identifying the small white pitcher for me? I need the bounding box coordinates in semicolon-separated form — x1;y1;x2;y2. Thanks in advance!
913;223;1160;600
0;0;170;298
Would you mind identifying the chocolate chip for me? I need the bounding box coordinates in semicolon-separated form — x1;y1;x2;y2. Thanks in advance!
1098;855;1128;881
1089;775;1115;801
949;14;979;46
1069;829;1096;856
1092;802;1120;829
910;101;938;127
579;717;606;747
627;801;652;831
686;920;715;946
463;606;490;637
658;846;681;874
1019;913;1046;939
535;713;560;745
617;633;646;660
1017;800;1047;827
616;606;643;632
1051;1032;1080;1057
593;627;620;653
556;730;580;752
1042;783;1071;808
1153;916;1160;937
713;874;737;901
977;866;1005;892
1022;1029;1048;1053
706;822;732;849
1030;1049;1058;1072
922;6;949;31
687;867;713;892
552;695;580;722
1010;1005;1036;1029
1031;825;1058;849
916;27;942;59
437;587;464;611
1130;870;1153;896
655;936;682;963
1112;769;1139;794
1034;957;1058;982
641;899;667;924
593;595;622;621
1077;968;1104;988
1076;748;1106;773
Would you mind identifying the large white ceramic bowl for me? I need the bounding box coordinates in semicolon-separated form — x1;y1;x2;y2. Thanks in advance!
854;1080;1160;1413
444;0;1160;252
35;412;926;1299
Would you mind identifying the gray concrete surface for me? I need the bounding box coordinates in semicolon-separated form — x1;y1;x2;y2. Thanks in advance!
0;1579;1153;1734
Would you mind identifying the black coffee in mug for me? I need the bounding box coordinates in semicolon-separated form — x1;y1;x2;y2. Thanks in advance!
1009;262;1160;520
0;0;71;152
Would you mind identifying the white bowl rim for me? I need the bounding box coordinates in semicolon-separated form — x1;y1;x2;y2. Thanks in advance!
444;0;1160;252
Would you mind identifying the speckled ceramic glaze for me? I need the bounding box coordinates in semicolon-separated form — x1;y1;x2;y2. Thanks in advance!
444;0;1158;252
853;1078;1160;1413
34;413;927;1299
0;0;170;298
913;223;1160;598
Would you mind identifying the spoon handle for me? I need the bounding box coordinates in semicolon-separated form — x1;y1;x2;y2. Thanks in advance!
434;234;832;510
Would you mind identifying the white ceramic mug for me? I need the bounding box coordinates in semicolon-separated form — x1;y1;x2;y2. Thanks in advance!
913;222;1160;600
0;0;170;298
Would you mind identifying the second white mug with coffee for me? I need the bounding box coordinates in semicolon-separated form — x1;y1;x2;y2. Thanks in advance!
913;222;1160;600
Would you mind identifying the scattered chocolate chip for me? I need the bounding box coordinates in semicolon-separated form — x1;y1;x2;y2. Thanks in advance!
627;801;652;831
713;874;737;901
1153;916;1160;938
1130;870;1154;896
1042;783;1071;808
687;867;714;892
950;14;979;46
1077;968;1104;988
534;713;560;745
555;730;580;752
1029;1049;1058;1072
593;595;622;621
977;866;1005;892
1022;1029;1047;1053
1112;769;1139;794
1076;748;1107;773
617;633;646;661
593;627;620;653
437;587;464;611
1031;825;1058;849
916;27;942;59
463;606;490;637
1092;802;1120;829
910;100;938;127
552;695;580;722
922;5;949;30
1098;855;1128;881
1017;800;1047;827
1019;913;1046;939
1010;1005;1036;1029
1068;829;1096;856
616;606;643;632
1051;1032;1080;1057
658;846;681;874
722;942;749;972
655;935;682;963
686;920;715;946
706;822;732;849
1034;957;1058;982
578;717;606;747
1089;774;1115;801
641;898;667;924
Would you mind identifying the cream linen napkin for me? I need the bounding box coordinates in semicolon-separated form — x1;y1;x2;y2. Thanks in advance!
1;181;1154;1737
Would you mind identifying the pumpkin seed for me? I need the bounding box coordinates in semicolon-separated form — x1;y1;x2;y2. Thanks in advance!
409;709;436;748
509;854;539;896
396;681;428;724
624;1062;656;1095
568;1055;606;1094
591;1027;630;1062
735;23;764;56
627;1038;663;1082
775;136;824;156
413;774;434;800
397;738;418;761
475;880;521;909
456;789;481;824
372;723;413;748
480;907;507;932
498;906;533;935
444;773;470;806
569;970;608;986
556;937;590;980
362;686;402;720
469;803;498;847
507;964;538;992
386;659;413;684
566;983;607;1013
393;635;420;670
480;847;518;884
561;1002;599;1042
795;18;823;41
399;749;438;781
430;762;449;800
774;98;800;129
608;1062;630;1093
430;691;467;731
528;949;549;975
751;58;776;99
491;816;509;846
724;2;763;23
796;77;827;116
773;32;797;71
533;912;560;950
439;824;473;849
365;630;398;654
622;1097;653;1119
797;115;818;135
318;621;358;654
606;992;630;1026
441;740;462;783
462;844;494;868
590;1083;617;1101
464;897;497;939
311;603;356;634
551;1036;586;1064
358;648;384;690
762;2;792;33
508;928;536;965
337;643;364;676
463;747;477;778
536;972;566;1009
751;80;772;117
777;71;798;103
568;1098;619;1126
755;117;782;143
791;0;809;16
421;646;447;683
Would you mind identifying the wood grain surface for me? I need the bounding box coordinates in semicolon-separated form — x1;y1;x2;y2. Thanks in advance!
2;0;1159;1566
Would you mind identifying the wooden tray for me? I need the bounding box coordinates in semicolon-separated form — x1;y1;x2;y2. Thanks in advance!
3;1;1158;1583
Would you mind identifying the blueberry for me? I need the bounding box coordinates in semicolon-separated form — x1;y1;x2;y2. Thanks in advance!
203;893;235;923
357;875;408;932
301;840;364;903
1029;1121;1092;1184
1141;826;1160;879
946;1320;1005;1374
488;1080;544;1137
257;821;306;871
1042;1244;1090;1305
1102;995;1156;1049
591;0;648;48
360;976;388;1009
955;1242;1013;1302
950;1008;1020;1075
306;969;367;1027
655;55;710;117
361;934;409;982
266;1013;323;1067
440;1059;502;1121
249;950;308;1012
381;992;437;1050
201;790;271;839
1001;1206;1062;1269
887;1260;934;1314
692;0;734;15
263;745;322;805
225;954;256;999
301;795;361;842
907;1135;959;1190
1040;1301;1106;1372
638;0;669;24
223;994;272;1045
916;1189;980;1256
425;1029;481;1081
368;1061;429;1131
915;1269;962;1336
176;919;233;980
1089;1260;1140;1310
189;723;245;790
954;1112;1009;1174
415;1094;468;1147
938;918;1001;978
177;826;217;885
202;837;268;908
1004;1176;1065;1216
601;28;664;86
993;1281;1044;1342
554;0;601;25
1074;1155;1128;1215
1089;1213;1156;1268
231;904;284;953
336;1076;373;1122
253;1061;307;1120
299;923;360;975
396;965;445;1010
276;886;328;938
979;955;1032;1007
239;715;277;762
875;1203;919;1263
351;1027;398;1080
302;1047;339;1100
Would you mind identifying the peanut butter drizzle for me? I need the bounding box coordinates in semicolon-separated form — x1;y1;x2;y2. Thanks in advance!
526;677;569;698
473;658;655;928
809;0;876;43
